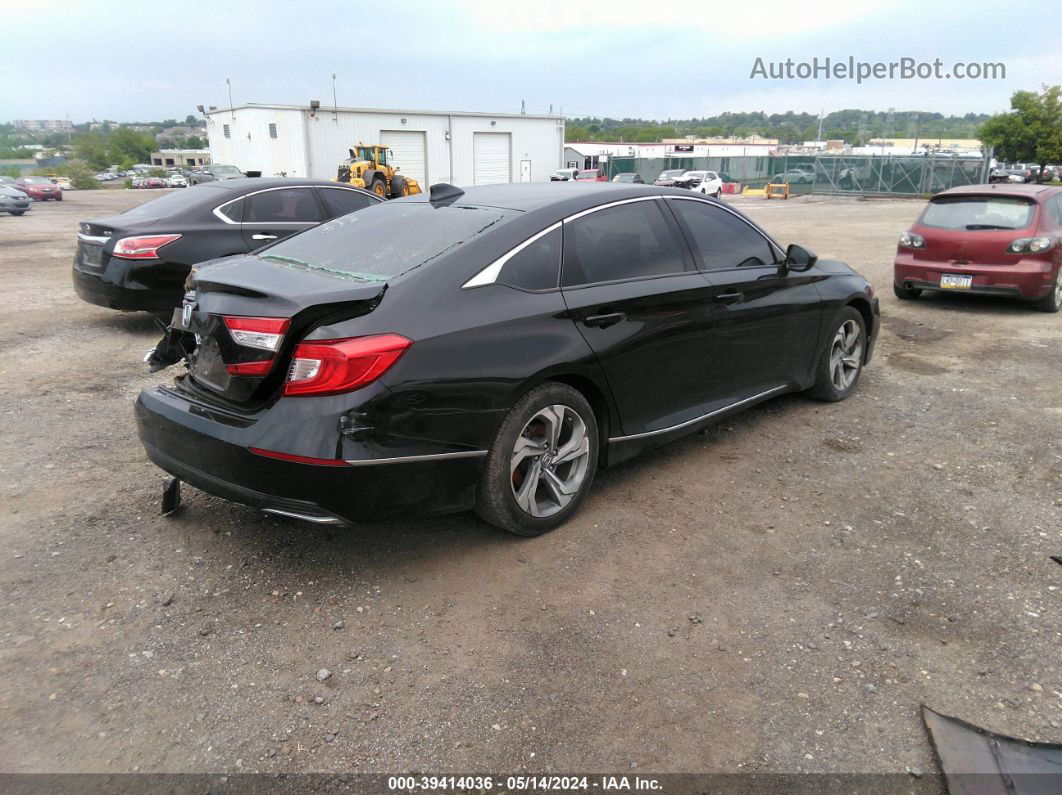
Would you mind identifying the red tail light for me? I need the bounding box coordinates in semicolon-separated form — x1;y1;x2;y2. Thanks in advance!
223;316;290;352
112;233;182;260
284;334;412;397
226;360;275;376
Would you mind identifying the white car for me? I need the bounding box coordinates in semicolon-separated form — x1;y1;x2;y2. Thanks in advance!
678;170;724;197
549;168;579;181
166;174;188;188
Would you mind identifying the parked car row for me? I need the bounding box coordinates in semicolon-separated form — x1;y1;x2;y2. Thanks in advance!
990;164;1059;184
652;169;724;197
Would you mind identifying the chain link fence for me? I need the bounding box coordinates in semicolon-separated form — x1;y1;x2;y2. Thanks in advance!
604;153;990;197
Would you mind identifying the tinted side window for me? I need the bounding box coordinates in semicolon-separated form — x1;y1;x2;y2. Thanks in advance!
670;200;775;270
217;197;244;223
498;227;561;291
246;188;321;223
562;201;685;287
319;187;376;219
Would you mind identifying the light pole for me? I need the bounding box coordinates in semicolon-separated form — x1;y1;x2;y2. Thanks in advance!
332;72;338;122
226;77;234;122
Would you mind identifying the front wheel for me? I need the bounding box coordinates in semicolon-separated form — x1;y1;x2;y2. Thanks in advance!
10;210;25;216
807;307;866;402
1034;269;1062;313
476;382;598;536
714;188;722;198
371;178;387;198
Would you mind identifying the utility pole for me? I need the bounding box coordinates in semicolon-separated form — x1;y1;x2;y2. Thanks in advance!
817;108;824;143
332;72;338;122
226;77;234;122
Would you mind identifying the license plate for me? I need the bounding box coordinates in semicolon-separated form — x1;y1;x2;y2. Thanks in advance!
80;243;103;268
940;274;972;289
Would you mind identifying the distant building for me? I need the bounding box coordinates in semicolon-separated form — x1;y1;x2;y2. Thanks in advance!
13;119;73;132
204;102;564;184
151;149;211;168
866;137;983;155
564;139;778;169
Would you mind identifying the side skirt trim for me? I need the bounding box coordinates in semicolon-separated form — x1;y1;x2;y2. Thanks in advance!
343;450;488;467
608;385;791;443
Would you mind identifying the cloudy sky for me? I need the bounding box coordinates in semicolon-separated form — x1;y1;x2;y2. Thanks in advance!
5;0;1061;122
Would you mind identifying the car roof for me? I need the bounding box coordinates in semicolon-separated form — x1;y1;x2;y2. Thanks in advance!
935;183;1060;200
201;177;365;191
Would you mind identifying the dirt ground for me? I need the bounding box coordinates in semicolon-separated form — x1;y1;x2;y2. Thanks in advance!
1;189;1059;777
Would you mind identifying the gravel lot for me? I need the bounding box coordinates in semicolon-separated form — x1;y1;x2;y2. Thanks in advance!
1;189;1059;776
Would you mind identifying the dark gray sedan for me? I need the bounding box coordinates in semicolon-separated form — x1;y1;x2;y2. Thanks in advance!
0;185;31;216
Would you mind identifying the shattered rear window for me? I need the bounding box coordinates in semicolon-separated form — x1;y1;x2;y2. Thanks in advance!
257;202;517;281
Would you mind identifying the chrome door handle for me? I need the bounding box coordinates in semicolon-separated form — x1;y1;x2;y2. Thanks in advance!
716;291;743;304
251;234;278;240
584;311;627;328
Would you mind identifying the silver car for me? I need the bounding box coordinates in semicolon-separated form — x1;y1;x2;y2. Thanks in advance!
0;185;32;216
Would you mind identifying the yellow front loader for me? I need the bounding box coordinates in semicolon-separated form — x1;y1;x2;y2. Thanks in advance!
335;144;421;199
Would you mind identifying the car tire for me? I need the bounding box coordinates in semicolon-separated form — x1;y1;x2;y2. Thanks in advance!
475;382;599;536
893;283;921;300
1034;269;1062;313
806;307;866;403
10;210;25;216
714;189;722;198
55;195;62;201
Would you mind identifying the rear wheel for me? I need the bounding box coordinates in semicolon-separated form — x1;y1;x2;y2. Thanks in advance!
371;178;387;198
1034;269;1062;313
893;283;921;300
10;210;25;216
807;307;866;402
476;382;598;536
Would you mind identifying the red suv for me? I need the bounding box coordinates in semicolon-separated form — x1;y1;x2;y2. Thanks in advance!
894;184;1062;312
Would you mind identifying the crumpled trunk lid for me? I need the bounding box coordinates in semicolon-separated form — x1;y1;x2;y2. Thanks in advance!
174;254;387;406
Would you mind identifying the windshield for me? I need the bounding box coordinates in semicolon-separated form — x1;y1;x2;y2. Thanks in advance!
659;170;685;179
22;177;53;184
921;196;1035;230
259;202;517;281
212;165;242;177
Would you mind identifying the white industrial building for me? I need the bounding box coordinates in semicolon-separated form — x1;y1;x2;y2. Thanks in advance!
204;103;565;187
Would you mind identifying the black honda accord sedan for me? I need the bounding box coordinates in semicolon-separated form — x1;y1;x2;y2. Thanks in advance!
73;178;380;314
136;182;879;535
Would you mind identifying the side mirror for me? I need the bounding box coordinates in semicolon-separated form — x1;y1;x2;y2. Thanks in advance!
784;243;817;273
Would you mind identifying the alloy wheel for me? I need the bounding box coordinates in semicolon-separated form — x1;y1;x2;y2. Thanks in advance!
510;404;591;518
829;319;863;391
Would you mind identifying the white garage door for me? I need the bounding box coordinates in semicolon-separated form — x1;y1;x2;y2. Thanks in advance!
380;130;426;185
473;132;511;185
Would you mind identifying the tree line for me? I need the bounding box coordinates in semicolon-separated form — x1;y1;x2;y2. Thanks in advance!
565;109;991;144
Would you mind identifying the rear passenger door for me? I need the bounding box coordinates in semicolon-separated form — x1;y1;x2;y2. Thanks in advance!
560;197;719;437
240;186;323;249
665;196;823;393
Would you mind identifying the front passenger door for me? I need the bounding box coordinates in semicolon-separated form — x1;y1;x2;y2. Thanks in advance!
666;197;823;396
241;187;323;249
